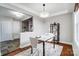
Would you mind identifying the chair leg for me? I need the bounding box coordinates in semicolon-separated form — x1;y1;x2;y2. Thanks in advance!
31;47;33;54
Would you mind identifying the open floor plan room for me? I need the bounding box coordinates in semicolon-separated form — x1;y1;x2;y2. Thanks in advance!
0;3;79;56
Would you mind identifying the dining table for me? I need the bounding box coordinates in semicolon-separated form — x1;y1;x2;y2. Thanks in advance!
37;33;55;56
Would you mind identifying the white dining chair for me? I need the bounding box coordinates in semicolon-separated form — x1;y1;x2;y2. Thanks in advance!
30;37;39;56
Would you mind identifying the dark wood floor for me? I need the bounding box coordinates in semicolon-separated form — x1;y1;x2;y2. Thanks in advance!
4;41;74;56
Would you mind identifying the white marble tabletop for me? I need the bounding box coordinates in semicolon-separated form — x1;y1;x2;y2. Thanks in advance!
38;33;55;41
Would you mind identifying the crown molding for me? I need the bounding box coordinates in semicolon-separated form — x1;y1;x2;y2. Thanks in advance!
0;3;73;19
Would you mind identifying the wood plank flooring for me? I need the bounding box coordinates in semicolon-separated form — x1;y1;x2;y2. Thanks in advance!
3;41;74;56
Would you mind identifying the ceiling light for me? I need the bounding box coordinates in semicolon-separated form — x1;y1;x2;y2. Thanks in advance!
40;4;49;18
40;12;49;18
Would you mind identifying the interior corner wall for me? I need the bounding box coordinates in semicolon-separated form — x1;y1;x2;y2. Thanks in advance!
73;10;79;56
45;13;73;44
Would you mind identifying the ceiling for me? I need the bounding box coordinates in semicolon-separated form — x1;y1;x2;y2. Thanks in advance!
0;6;32;20
15;3;75;17
0;3;75;18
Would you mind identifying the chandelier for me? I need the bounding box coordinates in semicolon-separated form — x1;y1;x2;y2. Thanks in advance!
40;4;49;18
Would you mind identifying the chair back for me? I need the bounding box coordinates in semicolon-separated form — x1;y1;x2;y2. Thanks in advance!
30;37;38;48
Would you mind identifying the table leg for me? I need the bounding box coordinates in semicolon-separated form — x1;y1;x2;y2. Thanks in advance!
53;37;55;48
43;41;45;56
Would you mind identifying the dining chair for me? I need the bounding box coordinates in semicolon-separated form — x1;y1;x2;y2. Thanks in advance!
30;37;39;56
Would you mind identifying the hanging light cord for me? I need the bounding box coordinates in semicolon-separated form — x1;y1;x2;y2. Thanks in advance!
43;4;45;12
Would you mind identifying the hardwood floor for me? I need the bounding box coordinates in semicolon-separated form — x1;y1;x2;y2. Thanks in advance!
3;45;31;56
60;44;73;56
3;41;74;56
58;42;74;56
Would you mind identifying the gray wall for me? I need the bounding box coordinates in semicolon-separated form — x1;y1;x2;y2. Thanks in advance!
45;13;73;44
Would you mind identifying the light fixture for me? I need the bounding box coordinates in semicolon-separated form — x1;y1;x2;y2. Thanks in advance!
40;4;49;18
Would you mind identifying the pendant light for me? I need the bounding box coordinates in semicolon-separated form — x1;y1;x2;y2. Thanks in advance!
40;4;49;18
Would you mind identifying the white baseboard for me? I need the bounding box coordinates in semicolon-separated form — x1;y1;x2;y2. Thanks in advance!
60;41;72;45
